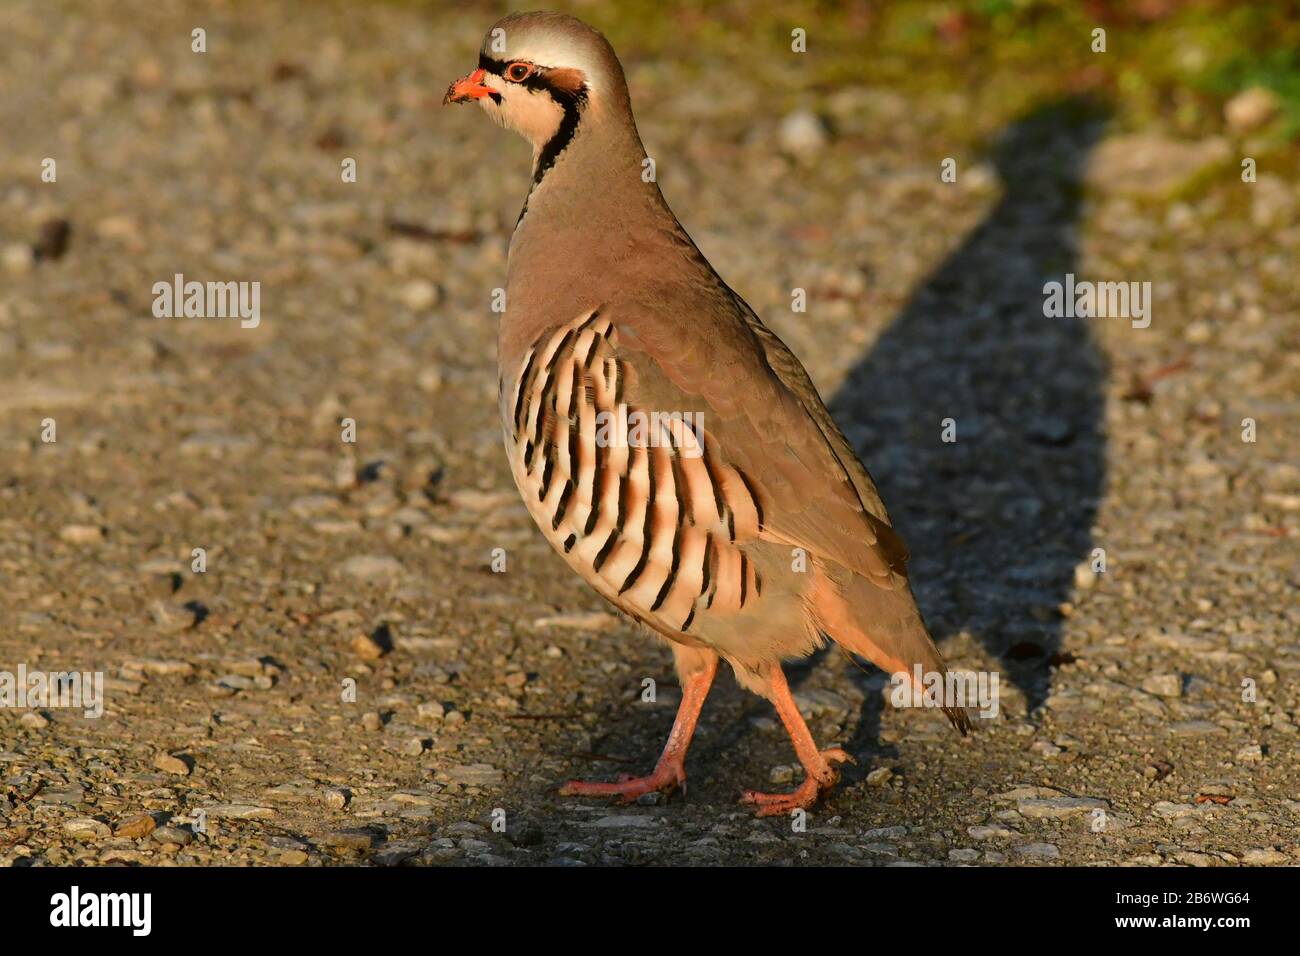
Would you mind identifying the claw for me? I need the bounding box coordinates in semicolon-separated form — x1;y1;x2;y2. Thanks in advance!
740;747;853;817
560;761;686;803
561;657;716;806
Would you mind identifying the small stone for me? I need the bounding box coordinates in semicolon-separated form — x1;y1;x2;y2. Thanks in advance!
361;711;383;732
862;825;908;840
152;826;192;846
403;736;428;756
59;524;104;544
1017;796;1107;820
948;848;979;862
1236;744;1264;762
1142;674;1183;698
337;554;403;583
279;849;310;865
417;701;446;721
532;611;620;630
2;242;34;274
323;788;350;810
203;804;276;820
1225;86;1280;133
968;824;1018;840
1015;842;1061;860
314;828;377;850
769;765;795;785
95;214;140;244
416;367;443;393
219;656;266;679
866;767;894;787
334;457;356;489
444;821;487;837
351;631;387;659
1242;847;1288;865
375;846;421;866
132;658;195;677
64;818;111;841
437;764;504;787
1171;850;1223;868
154;753;191;776
114;814;157;840
448;488;517;512
319;608;365;629
1169;720;1225;736
995;786;1065;801
778;109;829;158
793;687;854;719
1152;801;1199;819
396;279;441;311
1072;562;1097;590
19;712;49;729
587;815;660;829
1184;320;1214;344
32;785;85;806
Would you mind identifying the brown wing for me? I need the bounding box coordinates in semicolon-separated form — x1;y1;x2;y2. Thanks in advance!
605;298;912;594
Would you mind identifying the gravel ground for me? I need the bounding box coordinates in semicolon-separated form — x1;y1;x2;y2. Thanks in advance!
1;1;1297;867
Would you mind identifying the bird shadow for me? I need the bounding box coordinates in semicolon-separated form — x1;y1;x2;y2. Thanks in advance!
677;97;1112;791
817;96;1112;757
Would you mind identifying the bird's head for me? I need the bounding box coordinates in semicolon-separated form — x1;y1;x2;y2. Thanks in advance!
443;12;627;153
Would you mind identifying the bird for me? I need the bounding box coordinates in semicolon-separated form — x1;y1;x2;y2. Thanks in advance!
444;11;971;816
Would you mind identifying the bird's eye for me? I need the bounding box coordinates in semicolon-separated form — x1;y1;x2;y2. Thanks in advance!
506;62;533;82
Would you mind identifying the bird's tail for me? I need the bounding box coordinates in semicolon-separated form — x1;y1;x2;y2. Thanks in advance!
811;567;972;735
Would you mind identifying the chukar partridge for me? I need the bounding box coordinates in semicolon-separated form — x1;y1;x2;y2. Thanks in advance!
445;11;970;815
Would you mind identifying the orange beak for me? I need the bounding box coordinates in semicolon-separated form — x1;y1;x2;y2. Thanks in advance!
443;68;494;105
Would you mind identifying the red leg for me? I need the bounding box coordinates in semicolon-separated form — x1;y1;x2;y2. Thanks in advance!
741;664;854;816
560;654;718;802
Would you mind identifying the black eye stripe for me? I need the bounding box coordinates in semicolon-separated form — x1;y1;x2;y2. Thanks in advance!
477;54;557;92
479;53;540;79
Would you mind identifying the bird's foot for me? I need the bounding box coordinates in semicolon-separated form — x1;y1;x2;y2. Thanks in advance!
740;748;853;817
559;759;687;804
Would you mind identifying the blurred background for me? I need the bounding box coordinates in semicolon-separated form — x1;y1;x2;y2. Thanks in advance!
0;0;1296;867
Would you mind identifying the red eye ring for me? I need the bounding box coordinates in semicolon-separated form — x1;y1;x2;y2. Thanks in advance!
505;62;533;82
